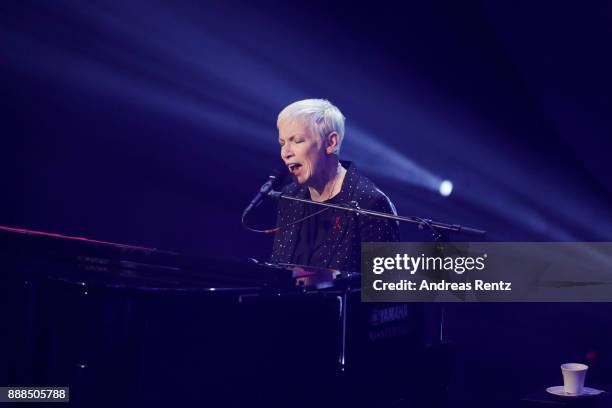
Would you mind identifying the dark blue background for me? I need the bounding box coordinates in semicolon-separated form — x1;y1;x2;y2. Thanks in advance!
2;1;611;406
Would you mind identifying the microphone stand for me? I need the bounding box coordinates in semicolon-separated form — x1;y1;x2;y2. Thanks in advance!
267;190;486;240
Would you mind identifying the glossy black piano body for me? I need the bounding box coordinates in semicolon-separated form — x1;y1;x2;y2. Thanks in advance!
1;227;450;407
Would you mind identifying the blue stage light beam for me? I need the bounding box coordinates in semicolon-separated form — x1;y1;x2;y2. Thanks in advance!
343;127;450;194
3;1;451;196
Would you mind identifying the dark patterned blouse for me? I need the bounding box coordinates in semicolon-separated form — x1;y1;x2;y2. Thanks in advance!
270;161;400;272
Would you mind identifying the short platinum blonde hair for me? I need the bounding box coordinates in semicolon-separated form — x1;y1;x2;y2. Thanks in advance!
277;99;346;155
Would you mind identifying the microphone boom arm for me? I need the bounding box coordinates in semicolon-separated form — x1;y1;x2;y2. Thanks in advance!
267;190;486;237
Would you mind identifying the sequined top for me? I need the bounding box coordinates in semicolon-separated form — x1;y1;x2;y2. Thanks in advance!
271;161;400;272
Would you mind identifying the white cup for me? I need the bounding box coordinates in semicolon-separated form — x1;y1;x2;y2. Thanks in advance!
561;363;588;395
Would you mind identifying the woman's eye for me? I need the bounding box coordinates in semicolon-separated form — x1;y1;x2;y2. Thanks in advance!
295;140;304;144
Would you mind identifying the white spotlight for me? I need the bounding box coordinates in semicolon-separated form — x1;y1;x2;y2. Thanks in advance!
439;180;453;197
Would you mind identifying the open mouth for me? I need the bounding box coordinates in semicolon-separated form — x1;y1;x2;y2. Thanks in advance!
287;163;302;174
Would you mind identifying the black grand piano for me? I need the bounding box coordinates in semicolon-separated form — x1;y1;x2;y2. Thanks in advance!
0;226;450;407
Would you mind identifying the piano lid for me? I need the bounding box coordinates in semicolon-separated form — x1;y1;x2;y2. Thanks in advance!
0;225;295;291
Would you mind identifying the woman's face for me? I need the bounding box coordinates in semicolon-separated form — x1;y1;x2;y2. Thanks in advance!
278;117;326;186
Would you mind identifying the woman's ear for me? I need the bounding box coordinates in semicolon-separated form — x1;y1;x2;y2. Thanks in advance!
326;132;339;155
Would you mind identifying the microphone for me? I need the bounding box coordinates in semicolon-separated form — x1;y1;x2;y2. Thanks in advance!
242;165;285;218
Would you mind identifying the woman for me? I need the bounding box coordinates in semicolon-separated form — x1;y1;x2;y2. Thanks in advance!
271;99;400;272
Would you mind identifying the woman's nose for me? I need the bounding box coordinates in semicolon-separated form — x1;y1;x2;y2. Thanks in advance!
282;145;294;159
